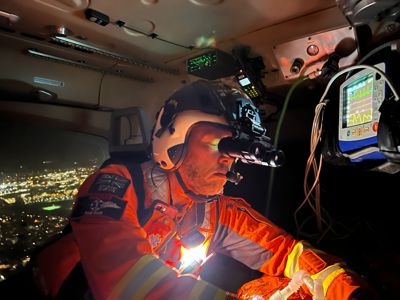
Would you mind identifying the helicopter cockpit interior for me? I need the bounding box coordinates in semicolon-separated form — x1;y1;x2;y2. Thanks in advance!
0;0;400;299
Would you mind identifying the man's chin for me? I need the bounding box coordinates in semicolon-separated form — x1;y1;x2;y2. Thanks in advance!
196;183;225;196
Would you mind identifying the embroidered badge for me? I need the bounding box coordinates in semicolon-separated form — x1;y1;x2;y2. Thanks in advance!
89;173;130;197
71;196;127;220
149;233;162;248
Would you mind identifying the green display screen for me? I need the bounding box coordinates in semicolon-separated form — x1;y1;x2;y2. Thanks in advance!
342;73;374;128
187;52;217;72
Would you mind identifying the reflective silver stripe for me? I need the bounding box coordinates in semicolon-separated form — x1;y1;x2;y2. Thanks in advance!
215;289;227;300
119;258;165;299
217;225;273;269
311;263;345;297
201;202;211;230
133;264;173;299
109;254;155;299
109;254;173;300
189;280;227;300
314;263;342;282
198;284;220;300
189;280;208;299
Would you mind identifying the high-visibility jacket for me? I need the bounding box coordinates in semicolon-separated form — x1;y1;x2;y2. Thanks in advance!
35;162;367;300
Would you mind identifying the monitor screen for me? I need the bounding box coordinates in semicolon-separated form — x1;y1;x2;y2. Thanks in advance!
342;73;374;128
337;63;386;161
238;77;251;87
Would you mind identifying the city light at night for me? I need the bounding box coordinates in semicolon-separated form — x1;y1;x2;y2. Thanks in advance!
0;165;97;281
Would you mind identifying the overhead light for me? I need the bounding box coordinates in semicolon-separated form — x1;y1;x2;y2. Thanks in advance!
50;35;179;75
48;25;71;37
189;0;224;6
26;48;154;83
141;0;158;5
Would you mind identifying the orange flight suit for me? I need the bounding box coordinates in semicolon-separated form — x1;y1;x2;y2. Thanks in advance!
36;163;368;299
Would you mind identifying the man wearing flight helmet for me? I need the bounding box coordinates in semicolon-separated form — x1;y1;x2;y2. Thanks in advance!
34;80;373;299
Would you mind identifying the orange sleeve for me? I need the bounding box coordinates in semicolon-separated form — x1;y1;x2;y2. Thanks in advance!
213;196;297;275
214;196;369;300
70;164;151;299
71;164;232;300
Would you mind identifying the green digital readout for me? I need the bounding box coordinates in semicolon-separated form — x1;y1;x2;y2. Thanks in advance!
187;52;217;73
186;49;237;80
342;73;374;128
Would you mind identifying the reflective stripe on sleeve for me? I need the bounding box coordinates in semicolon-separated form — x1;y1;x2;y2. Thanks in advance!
189;280;227;300
311;263;345;297
284;242;346;296
108;254;173;300
284;241;304;278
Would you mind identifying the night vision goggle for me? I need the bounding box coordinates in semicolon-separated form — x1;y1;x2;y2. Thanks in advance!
218;95;285;168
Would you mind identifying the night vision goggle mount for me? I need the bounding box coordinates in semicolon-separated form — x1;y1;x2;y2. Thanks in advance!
219;103;285;168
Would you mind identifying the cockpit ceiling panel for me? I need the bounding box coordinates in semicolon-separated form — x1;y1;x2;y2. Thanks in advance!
0;0;337;61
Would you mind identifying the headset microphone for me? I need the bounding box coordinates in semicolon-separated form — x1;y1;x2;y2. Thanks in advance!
226;170;243;185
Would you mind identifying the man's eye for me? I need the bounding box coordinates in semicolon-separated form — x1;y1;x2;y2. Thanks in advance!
208;139;220;151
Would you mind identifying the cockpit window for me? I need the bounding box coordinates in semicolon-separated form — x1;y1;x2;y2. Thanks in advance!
0;118;108;281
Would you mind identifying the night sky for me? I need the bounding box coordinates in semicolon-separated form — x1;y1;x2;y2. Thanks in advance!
0;117;109;172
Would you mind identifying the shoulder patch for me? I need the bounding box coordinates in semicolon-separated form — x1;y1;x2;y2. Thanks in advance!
71;196;127;220
89;173;130;197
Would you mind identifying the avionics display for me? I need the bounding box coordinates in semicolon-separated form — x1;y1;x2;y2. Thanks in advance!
186;49;237;80
338;63;386;161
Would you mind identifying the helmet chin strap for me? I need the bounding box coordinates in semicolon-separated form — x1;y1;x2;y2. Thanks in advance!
173;170;219;203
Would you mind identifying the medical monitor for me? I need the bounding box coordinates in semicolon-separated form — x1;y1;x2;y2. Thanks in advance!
338;63;386;161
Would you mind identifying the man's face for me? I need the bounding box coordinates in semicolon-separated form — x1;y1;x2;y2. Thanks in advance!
178;123;235;196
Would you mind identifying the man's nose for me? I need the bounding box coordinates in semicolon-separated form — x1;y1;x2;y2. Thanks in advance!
218;153;234;165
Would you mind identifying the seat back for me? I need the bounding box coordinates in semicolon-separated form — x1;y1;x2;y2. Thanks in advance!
109;106;152;162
